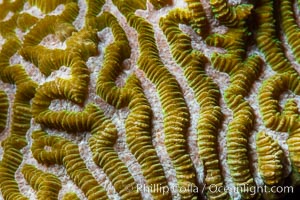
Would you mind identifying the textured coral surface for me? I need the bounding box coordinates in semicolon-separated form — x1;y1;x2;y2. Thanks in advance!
0;0;300;200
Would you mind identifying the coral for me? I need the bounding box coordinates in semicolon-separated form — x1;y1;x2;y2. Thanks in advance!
31;27;98;118
95;11;170;199
256;132;285;200
279;0;300;64
256;131;284;186
0;90;8;133
112;1;199;199
209;0;253;27
160;8;229;200
22;2;78;47
95;12;131;109
288;123;300;178
28;0;76;14
62;192;81;200
85;0;105;26
88;105;142;199
0;137;28;200
1;0;300;200
31;130;109;200
254;0;297;74
0;0;25;20
206;2;263;198
258;73;300;132
16;13;38;32
21;164;62;200
149;0;171;9
221;55;262;200
0;35;37;200
184;0;208;37
125;75;171;199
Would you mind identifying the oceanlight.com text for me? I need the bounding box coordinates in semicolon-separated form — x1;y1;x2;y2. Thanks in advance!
131;184;294;196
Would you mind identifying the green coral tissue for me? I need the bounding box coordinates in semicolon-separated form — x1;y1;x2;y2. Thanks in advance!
0;0;300;200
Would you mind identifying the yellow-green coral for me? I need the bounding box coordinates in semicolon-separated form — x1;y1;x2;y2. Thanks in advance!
85;0;105;27
21;164;62;200
28;0;76;14
288;123;300;178
210;0;253;27
0;0;25;20
22;2;78;47
254;0;297;74
31;130;109;200
0;140;28;200
125;75;171;199
259;73;300;132
279;0;300;64
149;0;171;9
205;2;262;197
1;0;300;199
62;192;81;200
112;1;199;199
16;13;39;31
95;11;170;199
30;28;98;118
0;33;37;200
256;132;284;186
88;104;142;199
259;73;300;184
95;12;131;109
222;56;262;200
184;0;208;36
160;8;229;200
0;90;8;133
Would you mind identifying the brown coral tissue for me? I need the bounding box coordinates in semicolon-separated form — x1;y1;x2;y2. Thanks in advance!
1;0;300;200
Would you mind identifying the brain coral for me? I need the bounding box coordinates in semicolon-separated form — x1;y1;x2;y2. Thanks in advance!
0;0;300;200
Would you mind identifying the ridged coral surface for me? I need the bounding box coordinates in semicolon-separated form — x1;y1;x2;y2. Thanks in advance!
0;0;300;200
